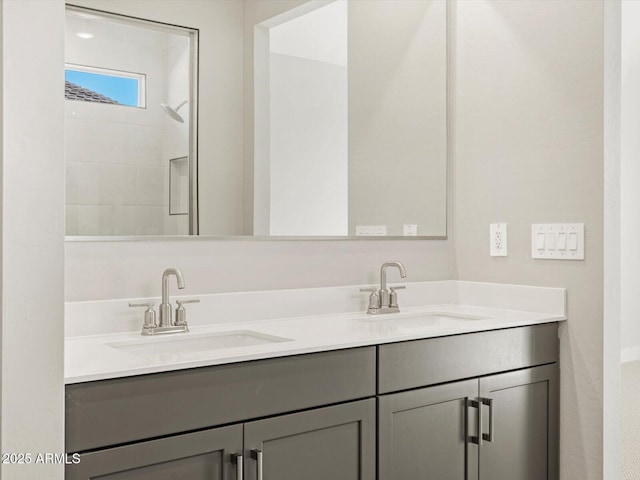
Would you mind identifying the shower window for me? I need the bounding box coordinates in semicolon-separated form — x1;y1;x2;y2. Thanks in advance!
65;64;146;108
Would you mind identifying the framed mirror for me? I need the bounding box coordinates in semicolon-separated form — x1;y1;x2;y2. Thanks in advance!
65;0;447;240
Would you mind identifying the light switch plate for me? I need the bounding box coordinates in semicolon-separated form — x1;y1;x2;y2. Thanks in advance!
490;223;508;257
531;223;584;260
355;225;387;236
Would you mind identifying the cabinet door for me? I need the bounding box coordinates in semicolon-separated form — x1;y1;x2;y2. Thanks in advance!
379;379;479;480
478;364;559;480
66;424;242;480
243;399;375;480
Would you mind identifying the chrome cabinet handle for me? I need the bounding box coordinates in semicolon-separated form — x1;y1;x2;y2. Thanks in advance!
231;453;243;480
482;398;495;443
251;449;263;480
467;398;482;445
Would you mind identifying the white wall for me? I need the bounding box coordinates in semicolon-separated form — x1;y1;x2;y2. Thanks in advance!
253;0;349;236
164;34;190;234
603;1;621;478
620;0;640;362
452;1;605;478
244;0;307;234
2;1;65;478
264;1;348;236
266;2;348;236
269;52;348;235
65;15;170;235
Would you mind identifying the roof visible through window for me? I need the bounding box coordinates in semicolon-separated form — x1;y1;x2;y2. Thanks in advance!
64;66;145;107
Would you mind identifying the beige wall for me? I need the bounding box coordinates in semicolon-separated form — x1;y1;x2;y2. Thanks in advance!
452;1;604;478
65;238;451;301
348;0;447;236
245;0;448;237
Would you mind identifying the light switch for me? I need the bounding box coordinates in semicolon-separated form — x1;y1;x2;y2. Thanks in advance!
356;225;387;236
531;223;584;260
557;233;567;250
569;233;578;250
546;233;556;250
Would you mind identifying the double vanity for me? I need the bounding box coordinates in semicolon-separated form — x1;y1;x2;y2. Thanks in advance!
64;272;565;480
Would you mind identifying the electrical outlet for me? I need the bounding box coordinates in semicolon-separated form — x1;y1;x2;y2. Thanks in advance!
490;223;508;257
403;224;418;236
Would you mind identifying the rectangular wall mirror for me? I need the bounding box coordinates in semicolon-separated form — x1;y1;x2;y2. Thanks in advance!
65;0;448;240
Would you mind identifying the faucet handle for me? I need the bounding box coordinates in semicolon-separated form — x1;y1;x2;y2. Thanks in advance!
389;286;406;308
360;288;380;312
175;299;200;326
129;302;157;329
129;301;154;308
176;299;200;306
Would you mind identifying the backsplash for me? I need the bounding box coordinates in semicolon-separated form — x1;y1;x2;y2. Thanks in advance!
65;280;566;337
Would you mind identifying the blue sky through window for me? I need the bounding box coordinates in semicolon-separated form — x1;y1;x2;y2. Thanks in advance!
65;69;139;106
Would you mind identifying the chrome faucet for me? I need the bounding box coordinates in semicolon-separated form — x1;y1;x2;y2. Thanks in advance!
160;268;185;327
129;268;199;336
360;262;407;314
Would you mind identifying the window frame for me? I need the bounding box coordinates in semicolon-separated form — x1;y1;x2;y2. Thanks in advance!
64;63;147;108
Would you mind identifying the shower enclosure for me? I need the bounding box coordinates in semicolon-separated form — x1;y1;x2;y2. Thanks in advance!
64;6;198;236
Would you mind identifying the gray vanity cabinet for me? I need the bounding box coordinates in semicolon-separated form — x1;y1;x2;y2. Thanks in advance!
478;364;559;480
377;324;559;480
65;424;243;480
378;379;479;480
378;364;558;480
65;348;377;480
65;325;560;480
244;399;376;480
67;400;375;480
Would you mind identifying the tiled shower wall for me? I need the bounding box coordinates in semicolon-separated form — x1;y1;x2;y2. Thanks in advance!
65;16;189;235
65;104;166;235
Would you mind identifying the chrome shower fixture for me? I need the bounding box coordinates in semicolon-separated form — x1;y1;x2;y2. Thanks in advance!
160;100;188;123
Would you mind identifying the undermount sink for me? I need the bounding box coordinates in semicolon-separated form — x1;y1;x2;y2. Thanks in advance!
359;311;489;329
107;330;292;356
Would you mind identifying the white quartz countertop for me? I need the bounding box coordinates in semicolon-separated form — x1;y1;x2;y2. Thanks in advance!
65;281;567;384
